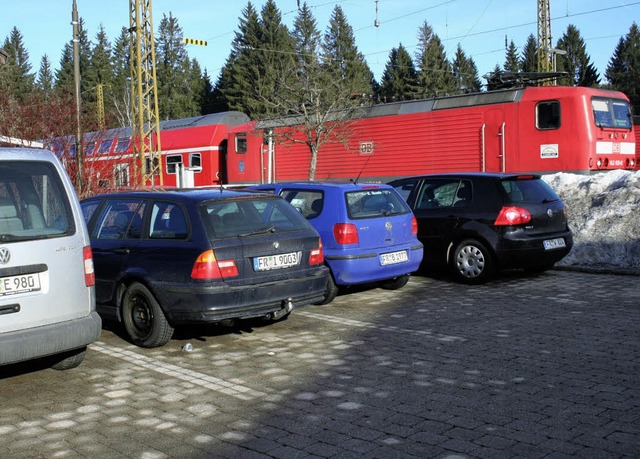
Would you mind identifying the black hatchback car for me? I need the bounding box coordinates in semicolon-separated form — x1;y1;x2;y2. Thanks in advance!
81;189;329;347
389;173;573;284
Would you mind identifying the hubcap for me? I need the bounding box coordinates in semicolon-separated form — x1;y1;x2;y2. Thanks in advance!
456;245;485;278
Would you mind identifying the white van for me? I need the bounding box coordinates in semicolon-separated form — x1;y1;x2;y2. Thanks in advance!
0;148;101;370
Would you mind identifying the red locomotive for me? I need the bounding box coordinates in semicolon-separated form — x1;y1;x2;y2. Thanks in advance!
46;86;636;190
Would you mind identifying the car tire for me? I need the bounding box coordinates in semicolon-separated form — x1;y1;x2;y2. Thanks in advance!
50;347;86;370
122;282;174;348
451;239;494;284
314;274;338;305
381;274;410;290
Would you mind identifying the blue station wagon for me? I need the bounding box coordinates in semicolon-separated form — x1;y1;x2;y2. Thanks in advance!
249;182;423;304
81;189;329;347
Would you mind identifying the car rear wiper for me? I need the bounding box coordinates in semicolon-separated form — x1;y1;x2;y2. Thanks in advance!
238;226;276;237
542;198;559;203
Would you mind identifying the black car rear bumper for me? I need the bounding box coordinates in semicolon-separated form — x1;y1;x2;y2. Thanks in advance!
152;267;329;324
495;231;574;268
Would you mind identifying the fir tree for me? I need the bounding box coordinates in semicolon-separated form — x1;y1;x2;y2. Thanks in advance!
504;40;520;73
55;17;92;94
0;27;35;100
322;5;374;98
156;13;199;119
36;55;54;97
452;44;481;93
415;21;454;98
520;34;538;74
379;44;418;101
111;27;132;127
216;2;265;117
555;24;600;87
605;23;640;121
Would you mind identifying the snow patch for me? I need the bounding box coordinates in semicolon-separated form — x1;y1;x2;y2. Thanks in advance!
543;170;640;274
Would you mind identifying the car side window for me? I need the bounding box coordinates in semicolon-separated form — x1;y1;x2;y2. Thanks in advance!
150;202;188;240
280;189;323;219
421;180;466;208
391;179;418;202
94;199;145;240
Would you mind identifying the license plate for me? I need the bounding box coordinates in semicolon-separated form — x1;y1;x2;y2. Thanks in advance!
543;238;566;250
0;273;41;296
379;250;409;266
254;251;301;271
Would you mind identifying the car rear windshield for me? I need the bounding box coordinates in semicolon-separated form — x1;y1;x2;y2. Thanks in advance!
500;178;561;203
0;161;74;242
201;196;312;238
346;188;411;219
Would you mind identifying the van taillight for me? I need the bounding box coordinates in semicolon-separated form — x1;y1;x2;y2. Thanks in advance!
309;238;324;265
411;216;418;235
494;206;532;226
333;223;358;245
191;250;238;279
83;246;95;287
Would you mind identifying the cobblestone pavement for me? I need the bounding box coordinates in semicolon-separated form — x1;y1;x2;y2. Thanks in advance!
1;270;639;458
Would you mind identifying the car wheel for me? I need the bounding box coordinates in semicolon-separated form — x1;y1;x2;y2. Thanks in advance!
451;239;494;284
50;347;86;370
381;274;410;290
122;282;174;348
314;274;338;305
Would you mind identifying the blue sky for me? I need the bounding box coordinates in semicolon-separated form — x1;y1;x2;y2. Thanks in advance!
2;0;639;87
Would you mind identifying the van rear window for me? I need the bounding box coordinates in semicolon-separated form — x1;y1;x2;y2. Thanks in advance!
0;161;74;241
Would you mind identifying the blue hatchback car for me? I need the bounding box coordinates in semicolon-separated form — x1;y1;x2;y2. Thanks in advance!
249;182;423;304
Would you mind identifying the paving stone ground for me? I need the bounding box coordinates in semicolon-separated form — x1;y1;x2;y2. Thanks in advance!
1;270;639;458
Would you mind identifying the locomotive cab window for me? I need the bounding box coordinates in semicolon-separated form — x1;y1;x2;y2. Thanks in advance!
235;133;247;154
166;155;183;174
592;97;632;129
536;100;561;130
189;153;202;172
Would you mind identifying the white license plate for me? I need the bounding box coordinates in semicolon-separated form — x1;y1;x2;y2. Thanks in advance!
0;273;41;296
254;251;301;271
379;250;409;266
543;238;566;250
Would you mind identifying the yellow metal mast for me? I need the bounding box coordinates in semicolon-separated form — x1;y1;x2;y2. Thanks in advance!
129;0;162;186
96;83;105;131
537;0;552;85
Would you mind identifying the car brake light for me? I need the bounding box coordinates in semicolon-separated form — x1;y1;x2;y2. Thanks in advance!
334;223;358;244
494;206;532;226
83;246;95;287
191;250;238;279
309;238;324;265
411;216;418;236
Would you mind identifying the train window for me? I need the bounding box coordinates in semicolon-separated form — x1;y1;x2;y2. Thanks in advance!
536;101;561;130
97;139;113;154
114;138;131;153
85;141;98;156
189;153;202;172
592;98;632;129
166;155;183;174
235;133;247;154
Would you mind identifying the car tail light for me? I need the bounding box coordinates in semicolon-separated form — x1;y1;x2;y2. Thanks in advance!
83;246;95;287
411;216;418;235
334;223;358;244
494;206;532;226
309;238;324;265
191;250;239;279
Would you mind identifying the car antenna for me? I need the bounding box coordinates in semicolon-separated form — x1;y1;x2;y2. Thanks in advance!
352;154;372;185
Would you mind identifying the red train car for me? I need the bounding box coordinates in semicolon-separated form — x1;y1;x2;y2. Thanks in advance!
45;112;250;192
225;86;636;184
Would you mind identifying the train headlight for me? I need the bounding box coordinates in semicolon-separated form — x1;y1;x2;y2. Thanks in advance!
596;158;603;168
